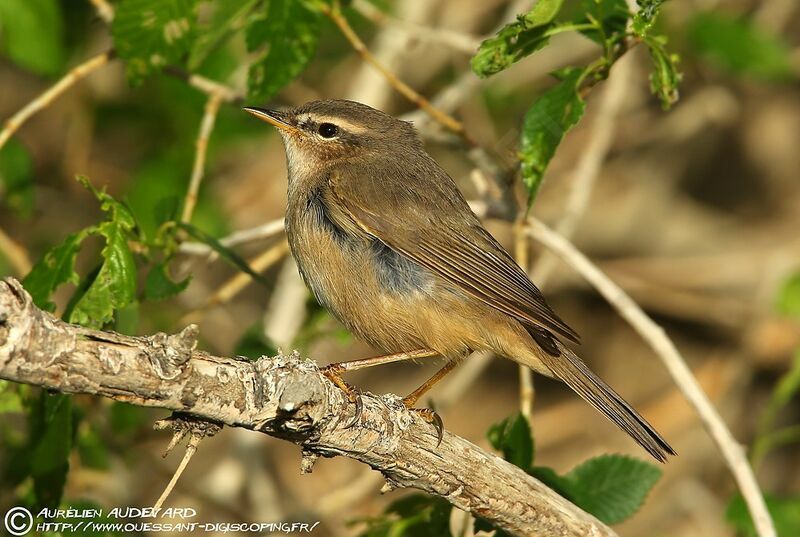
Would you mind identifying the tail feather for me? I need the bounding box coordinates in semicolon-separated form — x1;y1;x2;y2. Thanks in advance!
539;346;676;463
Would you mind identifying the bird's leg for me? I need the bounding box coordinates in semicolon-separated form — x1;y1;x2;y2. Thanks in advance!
322;348;438;374
321;349;438;427
402;358;462;446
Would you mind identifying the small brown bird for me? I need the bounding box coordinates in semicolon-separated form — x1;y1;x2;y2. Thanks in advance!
245;100;674;462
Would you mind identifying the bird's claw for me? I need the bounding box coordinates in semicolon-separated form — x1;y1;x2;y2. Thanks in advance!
404;405;444;447
321;365;363;428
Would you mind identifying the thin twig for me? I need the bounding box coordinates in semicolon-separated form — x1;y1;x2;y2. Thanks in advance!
181;92;224;224
514;218;535;420
0;227;32;276
352;0;481;54
86;1;245;104
179;240;290;326
179;217;286;257
530;52;634;284
88;0;114;23
526;217;777;537
320;2;465;135
153;434;202;510
0;51;113;152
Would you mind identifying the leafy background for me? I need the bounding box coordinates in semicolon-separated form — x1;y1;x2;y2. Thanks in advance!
1;0;799;535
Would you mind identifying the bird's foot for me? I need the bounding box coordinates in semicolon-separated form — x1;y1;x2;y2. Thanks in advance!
321;364;363;428
402;397;444;447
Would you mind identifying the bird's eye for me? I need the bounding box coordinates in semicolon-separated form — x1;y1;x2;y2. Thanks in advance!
318;123;338;138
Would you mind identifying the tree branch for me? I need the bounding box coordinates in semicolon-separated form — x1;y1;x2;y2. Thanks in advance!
0;277;616;537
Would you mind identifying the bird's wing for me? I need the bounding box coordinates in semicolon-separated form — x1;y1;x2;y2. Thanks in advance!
326;161;580;343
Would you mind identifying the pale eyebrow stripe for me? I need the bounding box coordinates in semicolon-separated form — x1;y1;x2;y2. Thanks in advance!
299;114;368;134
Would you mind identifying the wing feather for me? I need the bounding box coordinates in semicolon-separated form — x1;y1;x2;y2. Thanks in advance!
326;162;579;344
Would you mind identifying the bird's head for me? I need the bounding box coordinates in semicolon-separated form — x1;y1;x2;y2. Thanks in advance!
244;99;422;174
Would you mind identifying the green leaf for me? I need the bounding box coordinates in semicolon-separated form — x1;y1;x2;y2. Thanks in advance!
234;324;279;361
687;12;793;82
632;0;666;37
578;0;630;44
519;67;586;204
0;0;64;75
176;222;269;285
0;139;34;217
144;261;190;300
643;34;681;110
776;272;800;319
471;0;565;78
30;392;74;509
112;0;198;84
487;412;534;470
68;178;138;329
529;465;576;500
356;494;452;537
727;493;800;537
566;454;661;524
246;0;321;100
189;0;259;70
23;231;89;311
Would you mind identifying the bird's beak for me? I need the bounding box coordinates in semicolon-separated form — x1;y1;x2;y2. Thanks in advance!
243;107;302;135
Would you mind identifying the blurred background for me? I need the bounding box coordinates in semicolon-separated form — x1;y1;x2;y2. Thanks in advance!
1;0;799;535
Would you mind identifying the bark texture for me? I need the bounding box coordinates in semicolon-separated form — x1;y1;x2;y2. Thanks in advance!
0;278;616;537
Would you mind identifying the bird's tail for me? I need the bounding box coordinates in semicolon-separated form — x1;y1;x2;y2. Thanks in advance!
538;345;676;463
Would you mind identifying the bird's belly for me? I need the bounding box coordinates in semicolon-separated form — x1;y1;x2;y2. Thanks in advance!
288;212;471;356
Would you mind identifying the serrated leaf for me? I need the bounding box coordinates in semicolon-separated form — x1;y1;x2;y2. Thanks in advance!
727;493;800;537
189;0;259;70
578;0;630;44
246;0;320;100
69;221;137;329
0;0;64;75
30;392;73;509
69;178;138;329
487;412;534;470
644;35;681;110
687;12;792;81
519;67;586;204
529;465;576;500
23;231;89;311
176;222;269;285
112;0;198;85
0;139;34;217
471;0;565;78
632;0;666;37
144;261;190;300
566;454;661;524
776;272;800;319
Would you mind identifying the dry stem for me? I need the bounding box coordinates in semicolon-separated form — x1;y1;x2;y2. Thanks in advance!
0;51;113;152
179;217;286;257
320;3;465;135
526;218;776;537
181;92;224;224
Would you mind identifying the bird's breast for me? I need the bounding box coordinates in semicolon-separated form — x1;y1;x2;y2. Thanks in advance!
286;187;443;352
